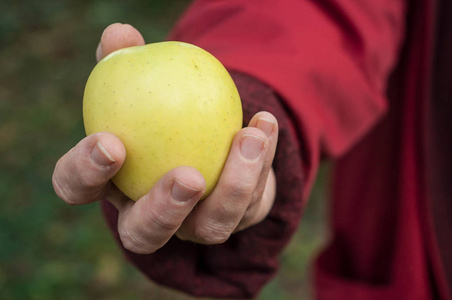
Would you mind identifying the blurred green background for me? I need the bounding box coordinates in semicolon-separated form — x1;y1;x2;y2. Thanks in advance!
0;1;329;299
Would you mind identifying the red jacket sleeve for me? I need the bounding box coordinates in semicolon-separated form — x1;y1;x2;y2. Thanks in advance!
169;0;406;196
102;0;407;298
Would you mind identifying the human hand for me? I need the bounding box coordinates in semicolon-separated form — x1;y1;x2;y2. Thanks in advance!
52;23;278;254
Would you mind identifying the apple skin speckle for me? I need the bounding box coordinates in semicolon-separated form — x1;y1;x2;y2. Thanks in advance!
83;41;243;201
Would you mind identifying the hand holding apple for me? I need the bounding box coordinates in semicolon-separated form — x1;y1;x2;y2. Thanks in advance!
52;23;278;254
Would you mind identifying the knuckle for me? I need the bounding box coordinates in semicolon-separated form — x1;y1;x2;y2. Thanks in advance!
122;239;151;254
52;167;103;205
149;212;181;233
142;202;183;233
75;163;105;189
52;170;78;205
119;226;157;254
249;188;263;207
118;204;183;254
223;178;255;200
194;222;233;245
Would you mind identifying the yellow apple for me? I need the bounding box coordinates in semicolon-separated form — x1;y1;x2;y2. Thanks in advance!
83;41;243;201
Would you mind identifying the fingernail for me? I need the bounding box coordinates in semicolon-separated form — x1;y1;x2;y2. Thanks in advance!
96;42;103;61
91;142;115;166
257;117;276;137
171;180;200;202
240;134;265;160
96;27;109;61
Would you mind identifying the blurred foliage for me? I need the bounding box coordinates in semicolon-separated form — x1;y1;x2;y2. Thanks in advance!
0;0;329;299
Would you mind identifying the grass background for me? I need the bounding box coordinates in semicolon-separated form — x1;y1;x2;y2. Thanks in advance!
0;1;330;299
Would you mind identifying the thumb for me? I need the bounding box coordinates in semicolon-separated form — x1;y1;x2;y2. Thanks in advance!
52;132;126;205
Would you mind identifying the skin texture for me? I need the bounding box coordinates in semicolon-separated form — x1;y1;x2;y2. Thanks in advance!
52;23;278;254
